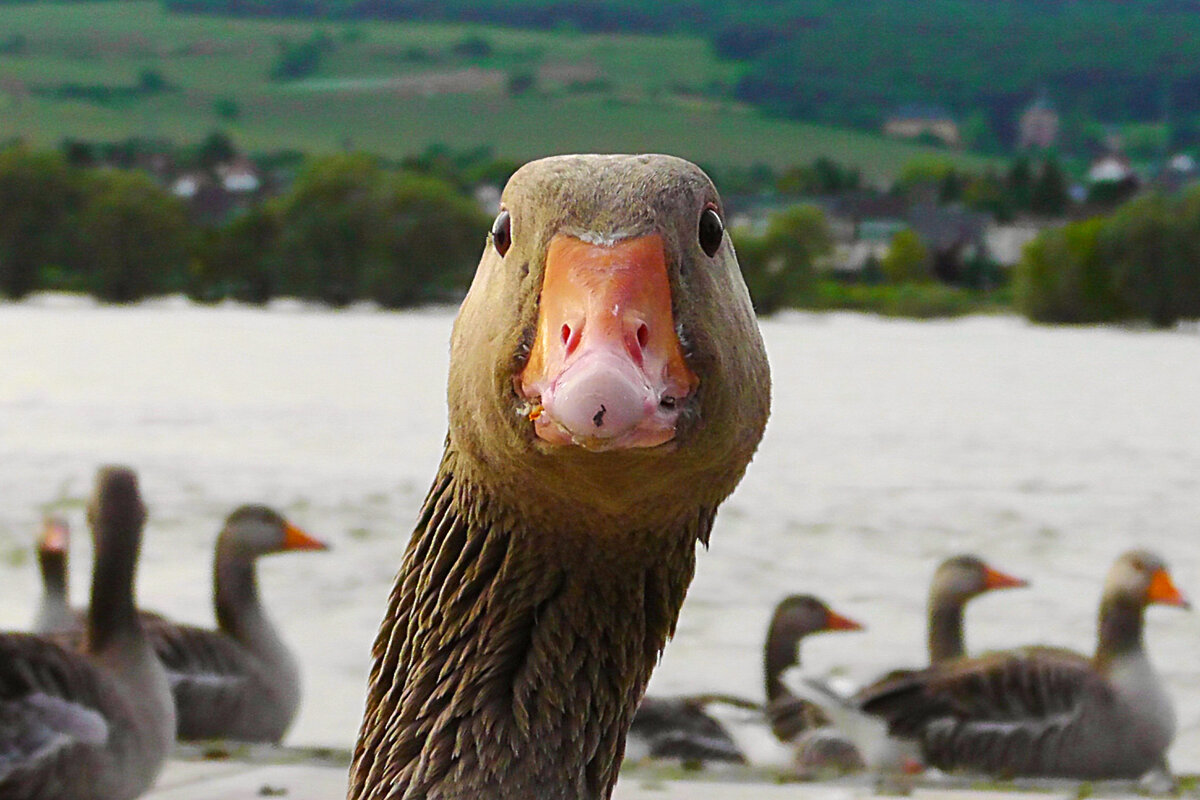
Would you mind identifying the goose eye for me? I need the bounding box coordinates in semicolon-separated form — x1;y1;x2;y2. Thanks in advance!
698;206;723;257
491;209;512;257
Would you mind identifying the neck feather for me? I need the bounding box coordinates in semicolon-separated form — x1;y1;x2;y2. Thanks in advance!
88;523;140;652
39;550;68;599
350;449;711;800
1096;594;1145;667
214;542;263;637
763;623;801;704
927;599;966;663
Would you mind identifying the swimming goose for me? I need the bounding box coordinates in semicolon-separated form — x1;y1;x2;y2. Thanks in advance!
349;154;771;800
145;505;327;743
858;549;1189;780
0;466;174;799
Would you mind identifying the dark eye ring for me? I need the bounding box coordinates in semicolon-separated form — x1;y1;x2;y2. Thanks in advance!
491;209;512;257
698;204;723;257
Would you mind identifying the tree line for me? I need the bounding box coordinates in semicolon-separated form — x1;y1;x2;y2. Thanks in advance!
1015;187;1200;328
0;147;489;306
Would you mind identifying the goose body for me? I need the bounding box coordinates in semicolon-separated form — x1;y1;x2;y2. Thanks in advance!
150;505;326;743
33;505;327;743
779;556;1025;775
763;595;863;743
1;466;174;799
350;154;770;800
626;695;756;765
858;550;1188;780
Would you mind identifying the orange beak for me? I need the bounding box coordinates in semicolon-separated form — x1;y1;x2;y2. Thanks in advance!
281;522;329;552
518;233;698;451
982;565;1029;591
39;518;69;553
1147;568;1190;609
824;609;865;632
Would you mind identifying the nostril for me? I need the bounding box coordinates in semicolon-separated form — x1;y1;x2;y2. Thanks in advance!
561;323;581;356
636;323;649;351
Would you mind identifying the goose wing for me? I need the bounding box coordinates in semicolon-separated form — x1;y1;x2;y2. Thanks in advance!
0;633;112;786
857;647;1110;775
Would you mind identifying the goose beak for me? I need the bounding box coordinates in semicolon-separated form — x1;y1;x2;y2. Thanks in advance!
982;565;1028;591
824;609;865;632
518;233;698;451
282;523;329;552
39;518;70;553
1147;568;1190;609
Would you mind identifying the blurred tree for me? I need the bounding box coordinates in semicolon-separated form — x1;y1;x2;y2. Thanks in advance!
1014;217;1121;323
76;170;193;302
962;168;1013;221
197;131;237;171
1006;156;1033;211
1029;156;1069;217
881;228;931;284
734;203;832;313
213;96;242;121
208;204;283;304
1102;193;1190;328
271;154;488;307
0;147;84;298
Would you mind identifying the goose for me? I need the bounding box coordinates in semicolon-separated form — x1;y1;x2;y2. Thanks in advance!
781;555;1026;776
33;505;327;743
0;466;174;799
33;515;76;635
924;554;1027;664
144;505;327;743
857;549;1189;780
764;594;864;743
349;154;771;800
625;694;759;766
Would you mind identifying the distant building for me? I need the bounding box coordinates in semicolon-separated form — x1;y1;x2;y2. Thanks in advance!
217;159;261;193
1018;95;1059;150
171;173;204;199
883;105;960;147
1153;153;1200;193
1087;153;1135;184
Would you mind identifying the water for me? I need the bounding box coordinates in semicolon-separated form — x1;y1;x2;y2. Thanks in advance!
2;297;1198;770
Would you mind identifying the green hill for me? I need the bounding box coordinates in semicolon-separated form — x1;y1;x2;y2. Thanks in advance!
0;1;994;180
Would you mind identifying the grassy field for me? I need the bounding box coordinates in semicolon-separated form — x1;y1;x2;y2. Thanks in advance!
0;1;997;179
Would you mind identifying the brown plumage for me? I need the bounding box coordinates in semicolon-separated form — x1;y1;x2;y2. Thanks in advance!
34;505;327;744
763;595;863;743
0;466;175;799
349;154;770;800
858;549;1189;780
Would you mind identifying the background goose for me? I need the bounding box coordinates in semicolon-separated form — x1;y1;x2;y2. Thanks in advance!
925;554;1028;664
33;515;76;635
0;466;174;799
764;594;864;743
781;555;1025;776
349;153;770;800
146;505;327;743
33;504;327;744
626;694;759;766
858;549;1189;780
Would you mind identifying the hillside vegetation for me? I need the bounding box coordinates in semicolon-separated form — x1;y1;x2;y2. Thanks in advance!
154;0;1200;149
0;1;993;178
